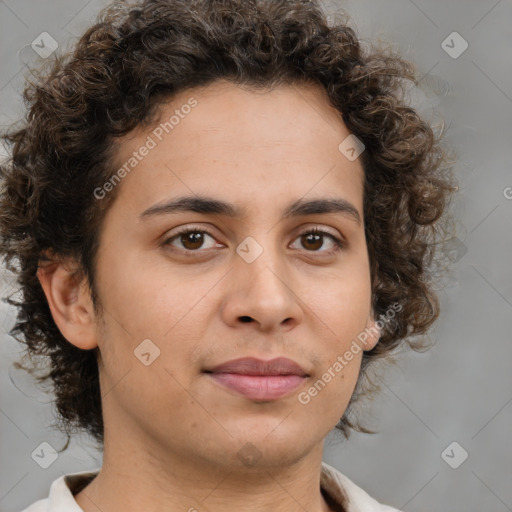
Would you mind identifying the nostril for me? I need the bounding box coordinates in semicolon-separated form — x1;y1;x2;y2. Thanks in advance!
239;316;253;323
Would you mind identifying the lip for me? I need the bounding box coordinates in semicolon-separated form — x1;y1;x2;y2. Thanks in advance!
205;357;308;376
203;357;309;401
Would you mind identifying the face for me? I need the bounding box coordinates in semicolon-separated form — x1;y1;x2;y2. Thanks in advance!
79;80;378;470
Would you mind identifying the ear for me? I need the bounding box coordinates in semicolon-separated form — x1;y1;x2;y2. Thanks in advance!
363;310;381;351
36;257;98;350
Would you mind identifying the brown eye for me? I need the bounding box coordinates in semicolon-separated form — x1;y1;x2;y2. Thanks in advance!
290;228;345;255
301;232;323;251
163;228;220;252
179;231;205;250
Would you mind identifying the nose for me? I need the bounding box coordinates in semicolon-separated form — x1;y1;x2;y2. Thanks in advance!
220;245;303;333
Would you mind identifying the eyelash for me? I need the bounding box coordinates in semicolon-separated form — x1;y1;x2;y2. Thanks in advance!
162;225;345;257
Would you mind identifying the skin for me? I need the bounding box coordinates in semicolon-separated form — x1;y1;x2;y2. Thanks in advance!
37;79;380;512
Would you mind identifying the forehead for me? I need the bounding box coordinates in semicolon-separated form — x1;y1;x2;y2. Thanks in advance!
107;80;365;218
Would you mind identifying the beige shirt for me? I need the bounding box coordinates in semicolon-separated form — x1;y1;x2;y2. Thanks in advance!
20;461;401;512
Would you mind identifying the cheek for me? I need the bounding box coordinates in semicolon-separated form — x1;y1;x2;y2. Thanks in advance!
95;284;206;425
310;267;372;342
300;265;370;404
96;253;187;334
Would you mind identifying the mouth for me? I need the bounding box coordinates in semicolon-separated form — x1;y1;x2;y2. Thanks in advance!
202;357;309;401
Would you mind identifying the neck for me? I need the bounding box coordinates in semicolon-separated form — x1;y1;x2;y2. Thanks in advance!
74;435;335;512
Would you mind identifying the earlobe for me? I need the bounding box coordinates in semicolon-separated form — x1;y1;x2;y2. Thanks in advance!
364;312;381;351
36;258;98;351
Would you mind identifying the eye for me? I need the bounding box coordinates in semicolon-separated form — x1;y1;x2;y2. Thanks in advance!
163;226;221;252
290;227;345;255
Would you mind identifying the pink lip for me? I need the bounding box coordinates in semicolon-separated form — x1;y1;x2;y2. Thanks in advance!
203;357;309;401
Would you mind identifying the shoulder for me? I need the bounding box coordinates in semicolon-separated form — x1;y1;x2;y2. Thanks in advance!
17;467;101;512
321;461;402;511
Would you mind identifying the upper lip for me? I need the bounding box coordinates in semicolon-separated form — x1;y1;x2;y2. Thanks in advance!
204;357;309;377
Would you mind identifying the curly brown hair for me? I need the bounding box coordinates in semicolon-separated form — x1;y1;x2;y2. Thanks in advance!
0;0;457;451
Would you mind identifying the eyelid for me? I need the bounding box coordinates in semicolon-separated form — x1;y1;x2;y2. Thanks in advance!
164;224;224;250
293;223;345;242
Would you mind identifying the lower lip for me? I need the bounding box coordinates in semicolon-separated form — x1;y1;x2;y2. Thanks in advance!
207;373;306;401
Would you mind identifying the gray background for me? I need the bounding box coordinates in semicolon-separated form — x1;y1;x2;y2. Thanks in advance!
1;1;511;511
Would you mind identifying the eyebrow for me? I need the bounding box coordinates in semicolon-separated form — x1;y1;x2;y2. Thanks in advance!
139;195;361;225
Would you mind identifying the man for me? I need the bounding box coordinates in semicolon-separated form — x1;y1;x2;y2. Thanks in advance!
0;1;456;511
